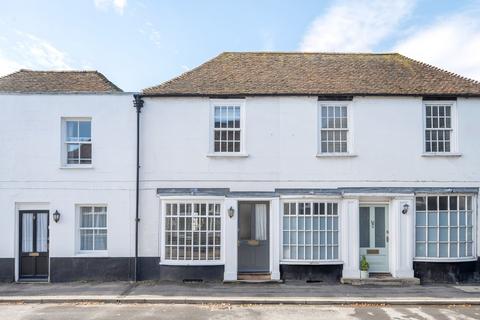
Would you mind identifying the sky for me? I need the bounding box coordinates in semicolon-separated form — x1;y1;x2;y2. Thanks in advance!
0;0;479;92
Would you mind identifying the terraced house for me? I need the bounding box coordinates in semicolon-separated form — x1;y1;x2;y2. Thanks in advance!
1;52;480;284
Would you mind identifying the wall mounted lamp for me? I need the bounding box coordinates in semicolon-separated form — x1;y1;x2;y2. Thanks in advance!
53;210;61;223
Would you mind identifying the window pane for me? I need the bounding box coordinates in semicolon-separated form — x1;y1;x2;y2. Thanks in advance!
67;144;80;163
79;121;91;141
439;212;448;226
450;227;458;241
439;227;448;241
21;213;34;252
428;227;437;241
36;213;48;252
359;207;370;248
95;214;107;228
416;212;426;226
80;230;93;250
428;243;437;257
80;144;92;162
439;197;448;210
416;197;426;211
416;243;426;257
427;197;438;210
375;207;385;248
81;212;93;228
439;243;448;257
94;229;107;250
450;243;458;257
66;121;78;141
416;227;426;241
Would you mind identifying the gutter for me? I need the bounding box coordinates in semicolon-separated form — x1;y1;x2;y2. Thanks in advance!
133;94;144;282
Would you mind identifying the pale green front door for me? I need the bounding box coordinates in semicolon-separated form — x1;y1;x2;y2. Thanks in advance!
359;206;389;273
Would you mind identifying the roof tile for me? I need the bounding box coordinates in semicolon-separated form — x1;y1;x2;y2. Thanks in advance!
0;70;122;93
143;52;480;96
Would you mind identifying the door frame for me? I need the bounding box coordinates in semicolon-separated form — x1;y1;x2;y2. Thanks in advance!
237;201;270;274
359;203;390;273
18;210;50;280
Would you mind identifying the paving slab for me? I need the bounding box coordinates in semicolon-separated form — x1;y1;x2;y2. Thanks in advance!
0;281;479;305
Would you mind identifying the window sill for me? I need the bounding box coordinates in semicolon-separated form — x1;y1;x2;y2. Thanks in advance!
280;260;343;265
159;260;224;266
60;165;94;169
206;153;249;158
316;153;357;158
421;153;462;158
413;257;476;263
75;251;108;257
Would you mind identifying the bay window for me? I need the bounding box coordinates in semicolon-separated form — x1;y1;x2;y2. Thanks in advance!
415;195;475;259
282;201;340;262
163;201;222;262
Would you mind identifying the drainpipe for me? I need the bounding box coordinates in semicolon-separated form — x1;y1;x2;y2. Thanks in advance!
133;94;144;282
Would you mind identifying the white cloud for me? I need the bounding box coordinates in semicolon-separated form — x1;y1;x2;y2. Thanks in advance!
0;31;71;76
300;0;414;52
394;14;480;81
0;54;24;76
94;0;127;15
139;21;162;49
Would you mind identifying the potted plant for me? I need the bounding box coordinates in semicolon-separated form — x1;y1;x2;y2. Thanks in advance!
360;255;369;279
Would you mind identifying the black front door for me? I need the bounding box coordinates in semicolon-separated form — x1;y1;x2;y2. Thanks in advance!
238;202;269;273
19;211;49;279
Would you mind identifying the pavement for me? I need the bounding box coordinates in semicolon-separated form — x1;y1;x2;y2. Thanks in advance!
0;281;480;305
1;303;480;320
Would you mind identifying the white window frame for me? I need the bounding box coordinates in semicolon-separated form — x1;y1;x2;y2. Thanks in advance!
414;194;476;262
317;101;355;157
76;204;108;255
422;101;459;156
61;117;93;168
280;199;342;265
160;198;225;266
208;99;247;157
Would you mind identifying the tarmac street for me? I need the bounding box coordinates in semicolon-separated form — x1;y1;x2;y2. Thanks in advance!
1;303;480;320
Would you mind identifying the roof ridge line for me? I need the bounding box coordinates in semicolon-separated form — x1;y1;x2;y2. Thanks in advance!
399;54;480;85
18;69;101;73
221;51;399;55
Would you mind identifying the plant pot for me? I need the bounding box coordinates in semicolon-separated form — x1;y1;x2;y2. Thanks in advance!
360;270;369;279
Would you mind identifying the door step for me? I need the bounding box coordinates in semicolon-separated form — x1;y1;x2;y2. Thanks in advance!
341;276;420;286
237;273;271;281
17;278;48;283
231;273;282;283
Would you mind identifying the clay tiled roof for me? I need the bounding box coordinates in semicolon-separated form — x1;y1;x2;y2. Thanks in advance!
143;52;480;97
0;69;122;93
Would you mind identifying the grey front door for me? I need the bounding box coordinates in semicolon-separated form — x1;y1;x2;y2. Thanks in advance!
359;205;389;273
238;202;269;273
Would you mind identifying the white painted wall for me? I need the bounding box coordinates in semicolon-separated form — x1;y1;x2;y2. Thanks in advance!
140;96;480;190
138;96;480;279
0;93;136;262
2;93;479;280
